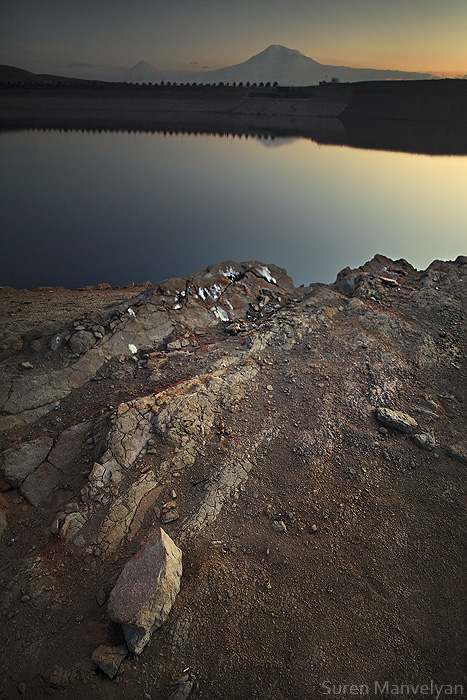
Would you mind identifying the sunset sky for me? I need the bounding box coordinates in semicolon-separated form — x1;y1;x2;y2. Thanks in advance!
1;0;466;79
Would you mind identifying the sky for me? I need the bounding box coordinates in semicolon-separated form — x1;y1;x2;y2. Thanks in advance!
1;0;466;79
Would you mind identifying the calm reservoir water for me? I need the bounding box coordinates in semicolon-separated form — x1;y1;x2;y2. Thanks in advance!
1;128;466;289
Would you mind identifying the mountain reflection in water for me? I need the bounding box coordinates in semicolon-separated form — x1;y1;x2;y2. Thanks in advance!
2;112;466;155
0;124;465;290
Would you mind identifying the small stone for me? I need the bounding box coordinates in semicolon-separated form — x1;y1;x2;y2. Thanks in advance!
162;500;177;512
378;426;388;435
445;442;467;465
21;595;31;603
161;508;180;524
266;385;274;392
271;520;287;534
96;589;106;607
412;433;436;450
69;330;96;355
17;682;27;694
375;407;418;434
20;362;33;370
167;339;183;351
167;678;194;700
170;489;177;499
91;645;127;679
42;665;71;689
64;502;80;514
311;524;318;532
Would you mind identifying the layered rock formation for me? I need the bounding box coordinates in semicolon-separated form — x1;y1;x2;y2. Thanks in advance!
0;255;465;700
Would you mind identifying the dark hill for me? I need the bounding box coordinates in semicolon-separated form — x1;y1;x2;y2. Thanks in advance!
0;64;107;86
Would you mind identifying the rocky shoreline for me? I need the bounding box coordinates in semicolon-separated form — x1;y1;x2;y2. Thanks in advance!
0;255;466;699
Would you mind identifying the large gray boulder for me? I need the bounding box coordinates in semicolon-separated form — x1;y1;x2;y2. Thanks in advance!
107;527;182;654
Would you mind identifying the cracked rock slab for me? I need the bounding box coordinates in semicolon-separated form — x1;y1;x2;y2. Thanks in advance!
107;527;182;654
19;461;61;507
1;437;53;488
96;472;160;556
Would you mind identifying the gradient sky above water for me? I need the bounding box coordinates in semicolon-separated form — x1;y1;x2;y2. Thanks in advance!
1;0;466;79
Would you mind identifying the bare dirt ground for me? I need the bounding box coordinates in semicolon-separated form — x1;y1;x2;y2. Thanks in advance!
0;255;466;700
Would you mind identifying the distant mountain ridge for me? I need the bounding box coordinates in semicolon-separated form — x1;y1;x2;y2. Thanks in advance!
1;45;436;86
118;44;434;85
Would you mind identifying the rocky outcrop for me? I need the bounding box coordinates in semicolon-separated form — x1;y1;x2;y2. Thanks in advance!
1;419;103;506
332;253;413;296
0;255;465;700
0;261;291;432
107;528;182;654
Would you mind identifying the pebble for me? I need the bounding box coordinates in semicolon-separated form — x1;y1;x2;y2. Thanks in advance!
271;520;287;534
266;385;274;392
161;508;180;524
17;683;26;694
412;433;436;450
162;500;177;512
21;595;31;603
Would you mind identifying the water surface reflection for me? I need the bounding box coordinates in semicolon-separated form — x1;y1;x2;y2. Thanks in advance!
1;127;465;289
